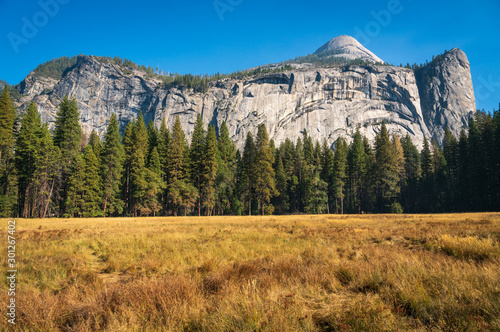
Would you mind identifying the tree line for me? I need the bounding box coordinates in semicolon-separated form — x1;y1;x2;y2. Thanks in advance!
0;86;499;218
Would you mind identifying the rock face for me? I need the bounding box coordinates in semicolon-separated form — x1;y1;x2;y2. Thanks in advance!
415;48;476;143
314;35;384;64
16;37;476;150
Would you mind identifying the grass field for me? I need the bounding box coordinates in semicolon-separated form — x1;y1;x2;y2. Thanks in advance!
1;213;500;331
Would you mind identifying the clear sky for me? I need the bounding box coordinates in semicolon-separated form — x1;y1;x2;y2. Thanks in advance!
0;0;498;111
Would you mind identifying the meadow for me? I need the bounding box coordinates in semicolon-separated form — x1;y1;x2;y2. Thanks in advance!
1;213;499;331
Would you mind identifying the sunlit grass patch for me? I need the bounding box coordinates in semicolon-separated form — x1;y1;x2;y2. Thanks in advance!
429;234;499;261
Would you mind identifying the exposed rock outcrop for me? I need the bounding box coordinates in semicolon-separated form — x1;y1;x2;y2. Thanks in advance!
15;37;476;150
415;48;476;143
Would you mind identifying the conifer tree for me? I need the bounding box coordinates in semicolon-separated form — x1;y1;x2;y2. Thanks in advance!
332;137;348;214
347;131;367;213
294;138;306;212
255;124;277;215
401;134;421;212
129;112;149;216
304;170;328;214
321;139;334;213
215;121;237;215
101;113;124;216
15;102;42;218
54;96;82;215
142;146;164;216
168;116;197;215
190;114;206;215
122;120;135;214
81;146;102;217
0;86;17;217
65;154;85;217
202;124;218;215
35;125;61;218
88;129;102;160
374;123;400;212
158;118;171;212
240;132;256;215
273;154;289;214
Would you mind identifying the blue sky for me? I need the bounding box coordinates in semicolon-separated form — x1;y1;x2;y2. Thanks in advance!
0;0;499;111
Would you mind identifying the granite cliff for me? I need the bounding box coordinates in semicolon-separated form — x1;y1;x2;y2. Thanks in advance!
15;36;476;149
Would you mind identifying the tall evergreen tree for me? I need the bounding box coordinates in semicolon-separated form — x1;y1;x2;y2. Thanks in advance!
168;116;197;215
215;121;237;215
202;125;218;215
122;120;135;214
129;112;149;216
374;123;400;212
158;118;171;212
101;113;124;216
34;125;61;218
53;96;82;215
401;134;421;212
332;137;348;214
189;114;206;215
347;131;367;214
321;139;334;214
81;146;103;217
240;132;256;215
0;86;17;217
254;124;277;215
88;129;102;159
15;102;41;218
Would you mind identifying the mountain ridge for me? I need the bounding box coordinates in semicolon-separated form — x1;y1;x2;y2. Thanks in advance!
13;36;476;149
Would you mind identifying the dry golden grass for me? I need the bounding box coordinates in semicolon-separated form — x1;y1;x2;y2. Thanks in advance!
1;213;499;331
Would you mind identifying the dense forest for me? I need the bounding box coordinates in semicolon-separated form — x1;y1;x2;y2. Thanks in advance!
0;85;499;218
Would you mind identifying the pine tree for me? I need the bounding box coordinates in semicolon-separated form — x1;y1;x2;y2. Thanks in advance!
0;86;17;217
273;155;289;214
215;121;237;215
190;114;206;215
304;170;328;214
443;128;458;210
321;139;334;214
392;135;406;207
332;137;348;214
88;129;102;159
0;86;16;164
53;96;82;215
467;117;483;211
167;116;196;215
158;118;171;212
129;112;149;216
303;129;314;166
34;125;61;218
81;146;102;217
240;132;256;215
122;120;135;214
15;102;42;218
294;138;306;212
457;130;470;211
202;125;218;215
101;113;124;216
255;124;277;215
374;123;400;212
401;134;421;212
147;120;159;159
65;154;85;217
142;147;164;216
347;131;366;214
